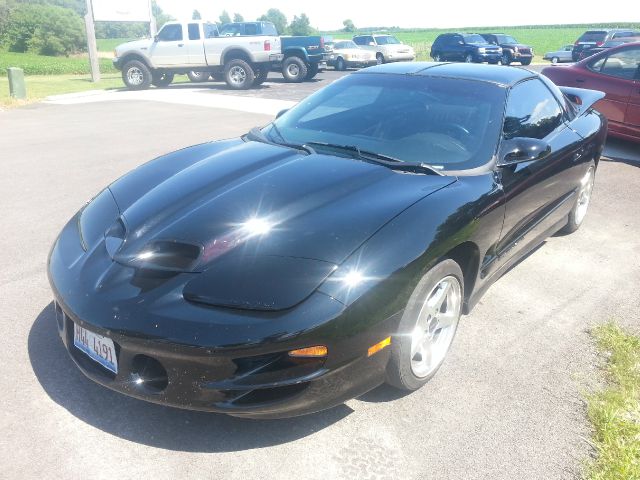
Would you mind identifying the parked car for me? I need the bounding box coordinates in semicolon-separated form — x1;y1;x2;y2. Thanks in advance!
352;34;415;64
578;37;640;60
543;42;640;143
572;29;640;61
543;45;574;64
49;62;606;418
327;40;376;70
113;20;283;90
479;33;533;65
280;35;333;82
431;33;502;63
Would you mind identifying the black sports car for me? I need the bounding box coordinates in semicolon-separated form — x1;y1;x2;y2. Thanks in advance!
48;63;606;418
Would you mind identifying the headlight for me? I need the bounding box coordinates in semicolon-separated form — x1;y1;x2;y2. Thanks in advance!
478;47;486;53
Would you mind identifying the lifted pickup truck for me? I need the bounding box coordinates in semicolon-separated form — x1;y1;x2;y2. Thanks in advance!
113;20;283;90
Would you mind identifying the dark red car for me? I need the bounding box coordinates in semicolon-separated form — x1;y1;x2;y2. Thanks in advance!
543;42;640;143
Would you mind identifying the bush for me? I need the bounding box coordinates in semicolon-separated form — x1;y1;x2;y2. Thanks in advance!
2;3;85;56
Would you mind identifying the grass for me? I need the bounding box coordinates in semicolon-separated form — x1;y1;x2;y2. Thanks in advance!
0;50;117;76
96;38;135;52
587;323;640;480
329;24;640;63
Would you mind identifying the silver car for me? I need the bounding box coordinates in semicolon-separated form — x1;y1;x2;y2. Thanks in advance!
543;45;574;64
353;34;415;64
327;40;377;70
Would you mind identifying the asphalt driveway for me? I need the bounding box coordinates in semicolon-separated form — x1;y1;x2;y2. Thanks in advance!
0;71;639;479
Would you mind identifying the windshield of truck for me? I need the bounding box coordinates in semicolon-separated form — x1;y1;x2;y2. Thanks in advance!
336;41;358;49
495;35;518;44
463;34;487;45
374;36;401;45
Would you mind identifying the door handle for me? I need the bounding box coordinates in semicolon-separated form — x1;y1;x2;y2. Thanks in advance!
575;78;585;83
178;43;184;47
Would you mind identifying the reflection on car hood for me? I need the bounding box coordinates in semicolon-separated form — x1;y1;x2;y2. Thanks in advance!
108;139;455;270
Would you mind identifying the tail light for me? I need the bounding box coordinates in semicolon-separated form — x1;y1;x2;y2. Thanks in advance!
264;40;271;51
596;41;604;46
320;36;325;49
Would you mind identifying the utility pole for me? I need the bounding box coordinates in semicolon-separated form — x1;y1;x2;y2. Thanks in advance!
84;0;100;82
148;0;157;36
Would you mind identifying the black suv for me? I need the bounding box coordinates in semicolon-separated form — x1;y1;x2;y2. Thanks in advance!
479;33;533;65
572;29;640;61
431;33;502;64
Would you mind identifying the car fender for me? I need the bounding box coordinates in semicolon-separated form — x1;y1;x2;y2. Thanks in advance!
283;46;310;62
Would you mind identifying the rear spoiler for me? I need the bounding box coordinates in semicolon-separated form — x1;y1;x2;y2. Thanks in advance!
559;86;605;116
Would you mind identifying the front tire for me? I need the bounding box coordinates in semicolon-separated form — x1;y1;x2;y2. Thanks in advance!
376;53;384;65
305;63;319;80
224;59;255;90
121;60;152;90
282;56;307;83
433;53;442;62
387;259;464;391
151;72;174;87
464;53;474;63
501;53;511;65
551;56;559;64
561;164;596;234
521;58;532;66
335;57;346;71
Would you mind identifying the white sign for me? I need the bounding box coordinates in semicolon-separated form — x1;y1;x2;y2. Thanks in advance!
92;0;152;22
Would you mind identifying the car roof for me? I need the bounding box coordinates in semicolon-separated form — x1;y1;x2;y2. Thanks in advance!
357;62;536;87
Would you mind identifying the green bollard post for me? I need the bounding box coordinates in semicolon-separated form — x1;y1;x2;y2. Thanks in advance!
7;67;27;99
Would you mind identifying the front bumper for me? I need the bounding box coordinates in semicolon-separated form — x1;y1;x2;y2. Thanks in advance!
47;215;396;418
384;52;416;62
475;53;502;63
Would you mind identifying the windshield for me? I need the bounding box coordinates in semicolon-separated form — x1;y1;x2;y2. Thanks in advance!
264;73;506;171
578;31;607;42
463;34;487;45
335;41;358;49
374;36;401;45
495;34;518;44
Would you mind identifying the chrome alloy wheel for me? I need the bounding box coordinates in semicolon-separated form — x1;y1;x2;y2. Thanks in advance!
410;275;462;378
229;66;247;85
575;166;595;225
126;67;144;86
287;63;300;76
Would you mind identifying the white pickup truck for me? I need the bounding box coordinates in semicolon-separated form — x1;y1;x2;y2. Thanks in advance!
113;20;283;90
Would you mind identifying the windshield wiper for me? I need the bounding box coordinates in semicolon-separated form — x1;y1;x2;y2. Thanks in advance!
245;127;315;155
304;141;441;175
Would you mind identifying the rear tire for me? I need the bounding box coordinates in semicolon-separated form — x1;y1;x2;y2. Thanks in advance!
305;63;319;80
501;53;511;65
376;53;384;65
560;164;596;234
551;56;559;64
121;60;152;90
282;56;307;83
151;72;174;87
521;58;532;66
387;259;464;391
187;71;210;83
224;59;255;90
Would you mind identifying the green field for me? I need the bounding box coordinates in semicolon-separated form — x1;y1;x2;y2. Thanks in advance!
96;38;135;52
329;23;640;62
0;50;117;76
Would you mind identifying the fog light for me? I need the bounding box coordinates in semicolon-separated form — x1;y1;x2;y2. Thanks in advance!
288;345;328;357
367;336;391;357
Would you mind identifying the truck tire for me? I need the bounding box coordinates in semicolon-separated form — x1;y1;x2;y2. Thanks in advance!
521;58;532;66
282;56;307;83
224;59;255;90
335;57;346;71
187;71;210;83
501;52;512;65
254;66;268;85
305;63;319;80
151;72;174;87
122;60;152;90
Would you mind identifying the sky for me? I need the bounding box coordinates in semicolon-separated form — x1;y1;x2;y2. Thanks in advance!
156;0;636;31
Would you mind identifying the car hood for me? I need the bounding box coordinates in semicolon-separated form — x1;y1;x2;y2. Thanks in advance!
107;139;456;273
115;38;152;55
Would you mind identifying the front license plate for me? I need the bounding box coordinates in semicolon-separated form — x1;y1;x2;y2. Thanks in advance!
73;323;118;374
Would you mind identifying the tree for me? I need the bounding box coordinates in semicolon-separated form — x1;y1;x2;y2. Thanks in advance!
289;13;312;36
152;0;173;29
343;19;356;33
257;8;287;35
192;9;201;20
219;10;231;25
233;13;244;22
2;3;85;55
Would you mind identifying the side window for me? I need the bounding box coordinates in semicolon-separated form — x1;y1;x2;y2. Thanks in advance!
157;24;183;42
503;80;564;140
597;48;640;80
353;37;364;46
188;23;200;41
438;35;450;47
366;36;375;45
245;24;258;35
203;23;218;38
453;35;463;45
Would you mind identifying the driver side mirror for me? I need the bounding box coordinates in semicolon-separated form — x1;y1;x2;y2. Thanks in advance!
368;42;375;46
153;34;159;42
458;40;464;45
498;137;551;166
276;109;289;119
